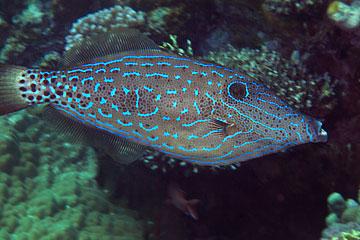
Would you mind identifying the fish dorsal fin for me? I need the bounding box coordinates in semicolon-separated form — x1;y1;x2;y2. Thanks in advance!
42;105;148;165
59;28;160;68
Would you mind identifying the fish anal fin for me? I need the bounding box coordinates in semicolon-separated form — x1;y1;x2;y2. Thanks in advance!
43;105;147;165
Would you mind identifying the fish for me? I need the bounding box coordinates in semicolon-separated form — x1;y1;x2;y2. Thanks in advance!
167;182;200;220
0;28;328;166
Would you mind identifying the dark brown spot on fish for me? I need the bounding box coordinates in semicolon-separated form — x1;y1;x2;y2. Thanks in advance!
21;94;26;98
19;87;27;92
62;77;66;82
43;80;49;85
45;99;50;102
56;90;63;96
30;74;35;80
59;86;64;90
51;78;56;83
19;79;25;84
66;92;72;97
30;84;36;92
50;95;56;99
44;91;50;96
76;94;81;98
36;96;42;101
28;96;34;100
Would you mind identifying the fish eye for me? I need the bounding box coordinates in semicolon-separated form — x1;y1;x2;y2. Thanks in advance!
228;81;248;101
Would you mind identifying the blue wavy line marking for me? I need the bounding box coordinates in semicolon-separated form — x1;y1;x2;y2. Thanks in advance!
182;119;211;127
296;132;305;143
98;108;112;118
88;113;96;118
182;87;187;92
132;130;143;138
143;86;153;92
163;116;170;120
305;123;314;142
56;82;63;87
205;92;216;104
193;101;200;114
95;68;106;73
187;79;192;84
255;97;292;110
224;68;233;72
173;133;178;139
135;88;140;108
157;62;171;66
116;119;133;127
104;77;114;83
256;92;271;97
174;65;189;68
123;87;130;95
202;129;223;138
194;90;199;96
147;136;159;141
123;72;141;77
145;73;169;78
100;98;107;104
81;77;94;85
72;86;77;92
111;88;117;96
94;83;101;92
211;70;224;77
172;102;177;108
290;122;298;127
181;108;188;114
67;98;72;103
193;62;214;67
110;67;121;72
164;132;170;136
141;63;154;66
138;107;159;117
167;90;177;94
124;62;139;66
163;143;175;149
111;104;119;112
175;75;181;80
122;111;131;115
192;71;198;75
82;93;91;98
78;102;93;109
188;135;199;140
178;146;198;151
68;68;92;73
69;76;79;81
207;80;212;85
234;137;282;149
139;123;159;131
155;94;161;101
286;113;299;117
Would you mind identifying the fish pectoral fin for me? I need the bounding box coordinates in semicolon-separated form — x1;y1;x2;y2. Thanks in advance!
207;118;234;137
43;105;147;165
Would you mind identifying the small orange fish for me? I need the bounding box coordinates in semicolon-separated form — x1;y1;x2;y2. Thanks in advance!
167;183;200;220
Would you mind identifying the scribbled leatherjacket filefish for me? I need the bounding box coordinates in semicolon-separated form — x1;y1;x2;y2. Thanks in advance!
0;29;327;166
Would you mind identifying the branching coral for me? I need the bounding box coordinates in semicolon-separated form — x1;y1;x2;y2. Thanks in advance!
64;5;146;50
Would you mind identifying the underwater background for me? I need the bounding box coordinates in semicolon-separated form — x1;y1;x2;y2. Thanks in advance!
0;0;360;239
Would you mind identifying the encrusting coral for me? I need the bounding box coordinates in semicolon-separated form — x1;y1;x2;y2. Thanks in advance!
0;107;145;240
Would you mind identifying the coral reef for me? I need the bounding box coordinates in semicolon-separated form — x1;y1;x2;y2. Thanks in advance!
327;0;360;30
64;5;146;50
262;0;325;16
203;44;338;117
0;1;53;64
322;190;360;240
0;107;144;239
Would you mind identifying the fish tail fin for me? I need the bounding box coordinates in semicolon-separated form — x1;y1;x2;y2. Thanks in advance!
0;64;35;115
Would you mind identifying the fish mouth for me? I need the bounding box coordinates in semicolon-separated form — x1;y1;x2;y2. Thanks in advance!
312;120;328;143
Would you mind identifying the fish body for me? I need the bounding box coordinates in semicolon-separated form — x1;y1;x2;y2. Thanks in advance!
0;29;327;166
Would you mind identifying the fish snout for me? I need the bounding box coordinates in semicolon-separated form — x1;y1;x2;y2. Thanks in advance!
311;120;328;143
